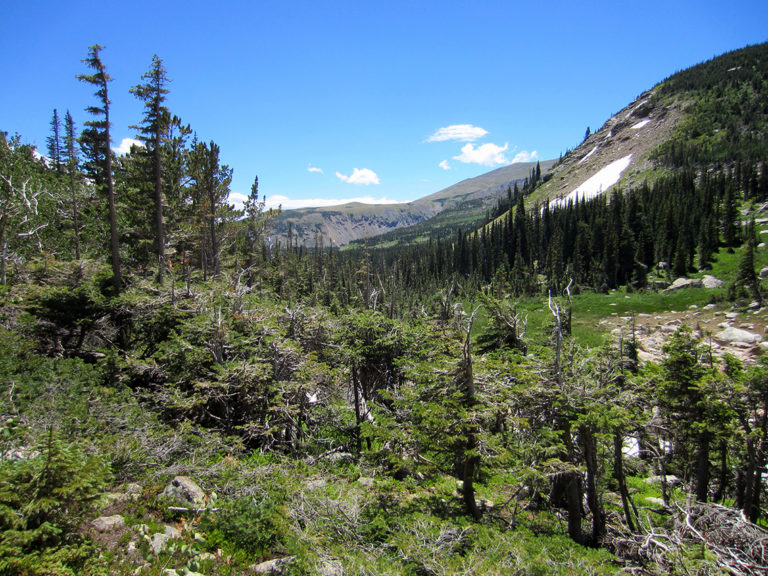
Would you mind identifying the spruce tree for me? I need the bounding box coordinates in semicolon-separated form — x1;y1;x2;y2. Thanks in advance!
62;111;81;259
131;55;170;283
77;44;120;293
46;109;62;174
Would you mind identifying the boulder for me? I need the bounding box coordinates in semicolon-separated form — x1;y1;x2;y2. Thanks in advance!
91;514;125;532
250;556;295;574
701;275;723;288
715;327;762;344
163;476;206;507
662;277;702;293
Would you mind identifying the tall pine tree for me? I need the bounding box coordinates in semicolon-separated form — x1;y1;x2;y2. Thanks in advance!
130;55;170;283
77;45;120;293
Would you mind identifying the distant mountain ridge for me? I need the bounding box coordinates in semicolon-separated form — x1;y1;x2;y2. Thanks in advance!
269;161;554;247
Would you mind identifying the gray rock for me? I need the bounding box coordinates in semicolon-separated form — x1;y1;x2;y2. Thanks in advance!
357;476;375;487
250;556;295;574
702;275;723;288
760;267;768;279
163;476;206;507
662;277;702;293
151;532;171;555
715;327;762;344
644;496;666;507
91;514;125;532
645;474;681;487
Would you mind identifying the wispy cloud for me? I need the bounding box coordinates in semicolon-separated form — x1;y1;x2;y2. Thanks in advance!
307;163;323;173
112;137;142;155
427;124;488;143
336;168;380;185
511;150;538;163
453;142;509;166
264;194;402;209
439;160;451;170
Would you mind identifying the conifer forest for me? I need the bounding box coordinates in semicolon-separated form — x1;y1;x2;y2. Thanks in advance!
2;42;768;575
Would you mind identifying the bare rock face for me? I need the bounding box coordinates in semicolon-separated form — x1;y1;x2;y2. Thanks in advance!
163;475;205;507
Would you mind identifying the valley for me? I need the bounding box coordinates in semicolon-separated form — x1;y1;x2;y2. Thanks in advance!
2;40;768;576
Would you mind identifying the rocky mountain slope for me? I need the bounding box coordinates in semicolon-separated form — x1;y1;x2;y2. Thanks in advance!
531;89;685;207
270;160;554;246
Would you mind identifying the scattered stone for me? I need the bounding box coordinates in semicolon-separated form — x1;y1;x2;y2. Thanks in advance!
760;267;768;279
760;243;767;249
726;312;739;320
718;322;731;329
357;476;375;487
703;303;717;310
250;556;296;574
715;327;762;344
163;476;206;507
688;304;699;310
644;497;667;507
91;514;125;532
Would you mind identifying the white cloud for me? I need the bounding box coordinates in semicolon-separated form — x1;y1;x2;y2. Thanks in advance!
112;137;143;156
427;124;488;143
511;150;538;163
228;192;248;209
308;164;323;173
264;194;402;209
335;168;380;185
439;160;451;170
453;142;509;166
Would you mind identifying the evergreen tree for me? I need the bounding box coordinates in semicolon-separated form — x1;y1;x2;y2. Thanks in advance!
62;111;82;259
131;55;170;283
46;108;63;174
77;44;120;293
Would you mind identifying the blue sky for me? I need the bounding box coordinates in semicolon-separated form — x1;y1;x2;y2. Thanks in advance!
2;1;767;209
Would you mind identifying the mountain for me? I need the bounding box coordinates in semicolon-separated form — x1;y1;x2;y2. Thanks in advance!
528;41;768;209
269;160;554;247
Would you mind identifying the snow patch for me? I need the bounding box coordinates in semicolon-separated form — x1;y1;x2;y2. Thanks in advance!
550;154;633;209
625;99;649;119
578;145;599;164
631;119;651;130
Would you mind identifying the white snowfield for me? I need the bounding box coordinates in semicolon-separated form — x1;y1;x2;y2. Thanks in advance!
631;119;651;129
550;154;633;209
578;145;599;164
